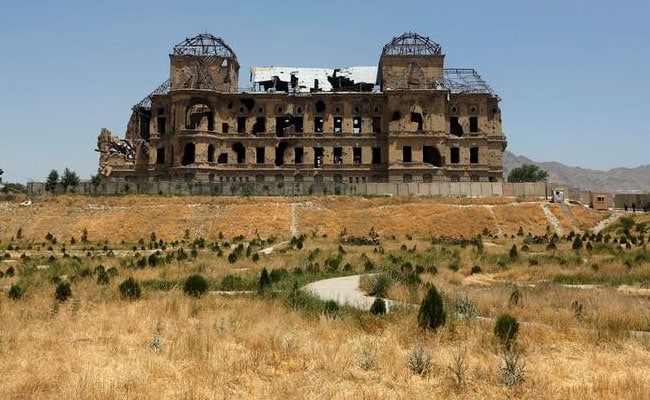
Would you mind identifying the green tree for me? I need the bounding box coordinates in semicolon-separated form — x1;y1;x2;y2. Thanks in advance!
259;267;271;292
507;164;549;183
418;285;446;331
90;172;103;191
494;313;520;349
45;169;59;193
61;168;80;192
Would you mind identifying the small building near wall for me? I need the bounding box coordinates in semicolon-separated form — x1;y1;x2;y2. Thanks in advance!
589;192;611;210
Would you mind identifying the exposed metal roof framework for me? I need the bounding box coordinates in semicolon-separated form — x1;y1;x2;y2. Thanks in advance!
382;32;442;56
443;68;496;96
172;33;236;58
134;79;170;110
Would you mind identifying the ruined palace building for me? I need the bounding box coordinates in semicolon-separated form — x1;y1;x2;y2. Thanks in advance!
97;32;507;184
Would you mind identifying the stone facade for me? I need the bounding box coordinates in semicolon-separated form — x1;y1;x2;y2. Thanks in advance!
97;32;507;184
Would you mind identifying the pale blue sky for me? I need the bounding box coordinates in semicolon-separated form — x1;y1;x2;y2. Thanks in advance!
1;0;648;183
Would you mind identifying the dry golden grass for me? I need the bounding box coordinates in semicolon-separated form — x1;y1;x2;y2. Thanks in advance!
1;195;649;399
2;283;650;399
0;195;605;243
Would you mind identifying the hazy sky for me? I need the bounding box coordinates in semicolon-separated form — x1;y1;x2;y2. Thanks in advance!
1;0;648;183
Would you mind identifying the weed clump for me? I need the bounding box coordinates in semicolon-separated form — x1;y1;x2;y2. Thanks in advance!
119;277;142;300
183;274;209;297
369;273;392;297
323;300;339;317
418;285;446;331
407;344;431;375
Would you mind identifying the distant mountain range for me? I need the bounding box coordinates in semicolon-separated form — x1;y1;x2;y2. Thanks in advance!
503;151;650;193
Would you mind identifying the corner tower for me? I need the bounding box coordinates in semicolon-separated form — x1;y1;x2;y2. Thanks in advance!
170;33;240;92
378;32;445;90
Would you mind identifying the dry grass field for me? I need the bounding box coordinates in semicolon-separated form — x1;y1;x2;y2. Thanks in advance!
1;195;649;399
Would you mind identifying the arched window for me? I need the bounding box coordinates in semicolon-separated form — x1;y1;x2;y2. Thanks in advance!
186;100;214;131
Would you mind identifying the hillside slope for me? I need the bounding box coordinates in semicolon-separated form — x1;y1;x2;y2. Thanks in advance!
0;196;607;243
504;151;650;192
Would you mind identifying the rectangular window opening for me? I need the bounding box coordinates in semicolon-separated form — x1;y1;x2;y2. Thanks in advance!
371;147;381;164
334;117;342;134
353;116;362;134
450;147;460;164
156;147;165;164
217;153;228;164
294;147;304;164
314;147;324;168
256;147;265;164
372;117;381;133
469;116;478;133
157;117;166;135
237;117;246;133
222;123;229;133
470;147;479;164
402;146;412;163
333;147;343;164
353;147;362;164
314;117;324;133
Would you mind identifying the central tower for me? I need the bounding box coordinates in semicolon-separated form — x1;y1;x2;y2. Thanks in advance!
169;33;240;92
378;32;445;90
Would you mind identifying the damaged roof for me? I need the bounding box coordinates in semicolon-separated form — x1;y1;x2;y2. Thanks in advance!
249;66;495;96
249;66;379;93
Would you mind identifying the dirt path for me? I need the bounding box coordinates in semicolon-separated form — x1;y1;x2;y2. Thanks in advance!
541;203;563;235
591;211;622;234
290;202;298;237
304;275;399;311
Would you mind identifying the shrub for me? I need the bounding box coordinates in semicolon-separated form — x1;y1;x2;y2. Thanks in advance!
494;313;519;349
79;267;93;278
509;244;518;258
470;265;482;275
418;285;446;331
370;298;386;315
269;268;289;283
259;268;271;292
252;253;260;262
572;236;583;250
54;282;72;302
5;266;15;277
119;277;142;300
96;269;110;285
220;275;245;290
184;274;209;297
369;273;392;297
8;284;23;300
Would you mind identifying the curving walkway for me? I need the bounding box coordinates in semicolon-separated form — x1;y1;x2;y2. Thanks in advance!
304;275;399;312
